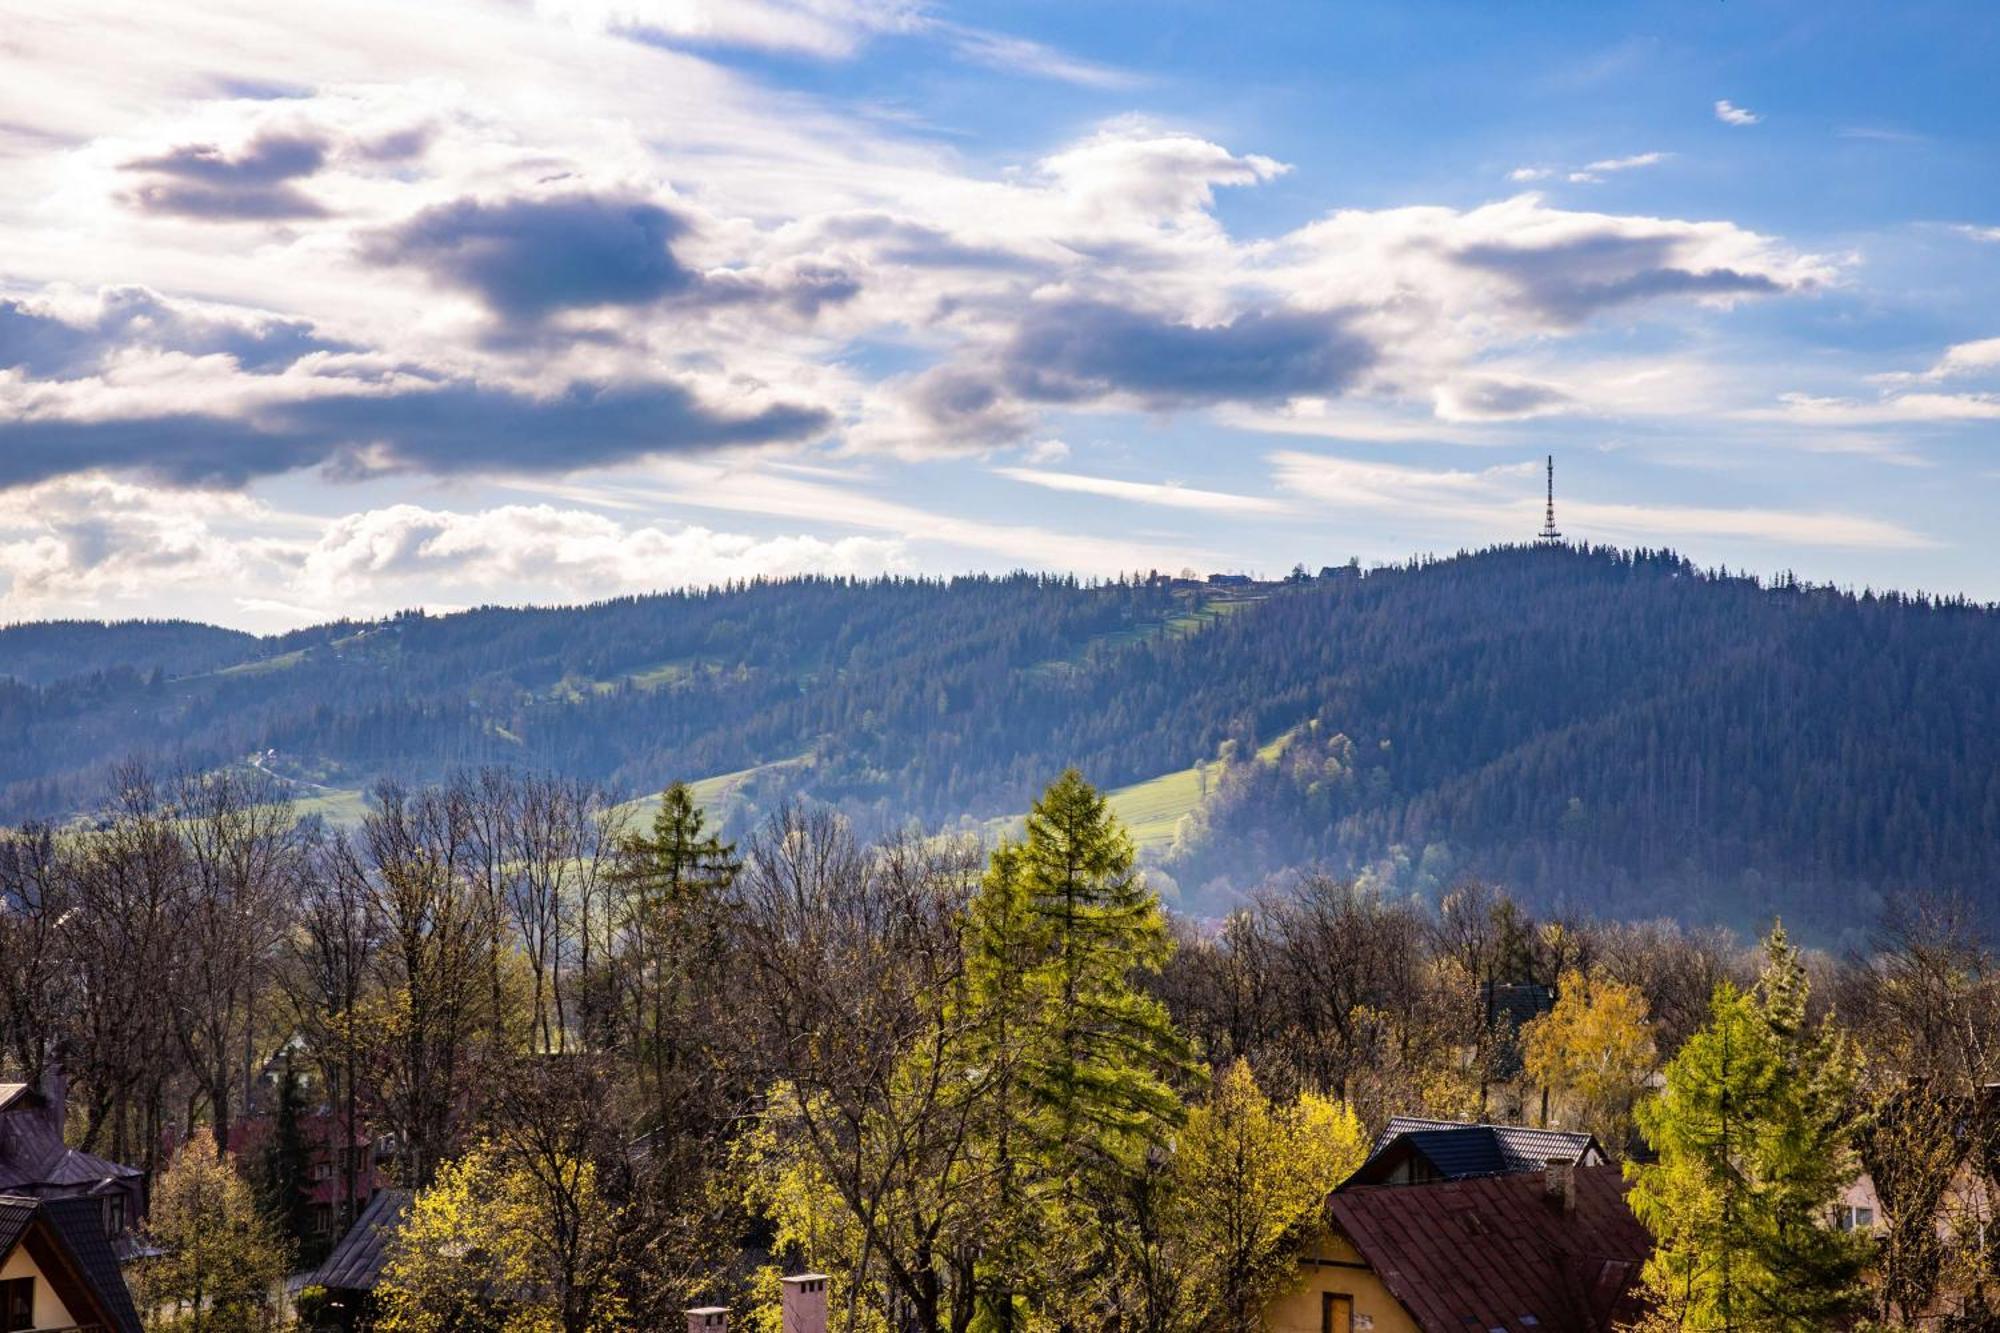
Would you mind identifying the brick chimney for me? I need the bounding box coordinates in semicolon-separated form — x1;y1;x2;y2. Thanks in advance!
1543;1159;1575;1213
781;1274;829;1333
686;1307;728;1333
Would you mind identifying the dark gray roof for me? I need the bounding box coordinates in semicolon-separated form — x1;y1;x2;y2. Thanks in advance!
0;1193;142;1333
1343;1117;1605;1188
0;1194;34;1255
42;1196;143;1333
314;1188;413;1292
0;1090;145;1192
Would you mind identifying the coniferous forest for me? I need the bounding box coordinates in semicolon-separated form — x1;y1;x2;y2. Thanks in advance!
2;543;1996;934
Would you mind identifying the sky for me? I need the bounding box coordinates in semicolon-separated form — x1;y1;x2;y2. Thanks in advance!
1;0;1997;631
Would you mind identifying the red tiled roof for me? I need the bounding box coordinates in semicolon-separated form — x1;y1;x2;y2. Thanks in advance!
1325;1164;1651;1333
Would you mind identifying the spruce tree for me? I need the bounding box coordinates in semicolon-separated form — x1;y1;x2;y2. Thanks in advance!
958;770;1194;1329
257;1061;314;1257
1626;923;1869;1331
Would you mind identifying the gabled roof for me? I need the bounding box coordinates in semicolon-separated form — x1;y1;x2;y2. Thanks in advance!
0;1193;143;1333
1326;1165;1650;1333
314;1188;413;1292
41;1196;144;1333
1344;1117;1604;1188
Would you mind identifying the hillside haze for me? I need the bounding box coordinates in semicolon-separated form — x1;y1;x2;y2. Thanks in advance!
3;544;1995;936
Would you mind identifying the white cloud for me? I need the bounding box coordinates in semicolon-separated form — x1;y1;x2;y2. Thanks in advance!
1508;166;1554;183
1582;151;1667;173
298;502;908;598
1953;225;2000;243
1269;450;1933;550
1714;99;1760;127
991;467;1291;515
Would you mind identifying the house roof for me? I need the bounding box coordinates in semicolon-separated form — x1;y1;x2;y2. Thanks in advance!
1345;1117;1604;1187
0;1087;144;1193
314;1188;413;1292
1326;1164;1650;1333
0;1194;143;1333
41;1196;143;1333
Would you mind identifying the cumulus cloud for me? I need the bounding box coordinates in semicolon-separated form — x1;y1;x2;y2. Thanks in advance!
0;475;910;622
1714;99;1760;126
0;287;345;377
298;501;907;598
0;377;833;487
121;129;331;219
363;191;859;335
363;193;700;324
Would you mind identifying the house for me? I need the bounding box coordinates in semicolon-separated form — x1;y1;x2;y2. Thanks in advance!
1342;1117;1605;1189
1265;1164;1650;1333
0;1076;147;1260
306;1188;412;1331
0;1194;144;1333
163;1110;384;1247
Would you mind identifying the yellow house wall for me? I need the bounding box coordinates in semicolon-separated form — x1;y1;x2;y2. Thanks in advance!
1263;1227;1421;1333
1;1242;81;1331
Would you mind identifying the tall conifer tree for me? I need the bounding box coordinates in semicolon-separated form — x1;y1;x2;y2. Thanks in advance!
1627;923;1869;1331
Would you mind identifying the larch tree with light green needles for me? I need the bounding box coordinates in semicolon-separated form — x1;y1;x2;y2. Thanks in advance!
1625;923;1869;1332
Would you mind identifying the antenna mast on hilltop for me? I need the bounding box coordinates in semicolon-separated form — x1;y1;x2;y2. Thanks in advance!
1537;454;1562;544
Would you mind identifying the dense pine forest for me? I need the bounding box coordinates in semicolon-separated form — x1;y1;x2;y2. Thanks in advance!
3;543;1996;934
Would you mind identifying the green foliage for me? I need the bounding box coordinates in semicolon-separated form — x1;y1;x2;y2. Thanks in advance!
959;769;1195;1323
6;551;1997;934
138;1129;291;1333
1626;924;1871;1331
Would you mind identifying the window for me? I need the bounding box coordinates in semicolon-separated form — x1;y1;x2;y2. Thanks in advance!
1321;1293;1353;1333
1;1276;33;1333
104;1193;127;1237
1836;1204;1876;1231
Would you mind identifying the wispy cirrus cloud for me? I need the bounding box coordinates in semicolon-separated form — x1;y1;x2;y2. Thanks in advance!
1714;99;1759;126
991;466;1291;515
1269;451;1934;550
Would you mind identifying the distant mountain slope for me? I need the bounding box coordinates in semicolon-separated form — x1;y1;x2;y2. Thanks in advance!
0;619;257;685
2;548;1995;933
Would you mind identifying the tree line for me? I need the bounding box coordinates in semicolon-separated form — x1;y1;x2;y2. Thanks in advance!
3;548;1997;936
4;762;1999;1331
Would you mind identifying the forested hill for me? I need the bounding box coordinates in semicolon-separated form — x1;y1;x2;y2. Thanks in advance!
3;545;1996;934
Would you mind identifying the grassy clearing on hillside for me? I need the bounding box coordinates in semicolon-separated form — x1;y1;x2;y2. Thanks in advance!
620;754;812;827
1107;764;1208;851
1029;593;1262;677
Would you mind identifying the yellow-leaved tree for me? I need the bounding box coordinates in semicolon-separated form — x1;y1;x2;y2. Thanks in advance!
137;1128;290;1333
1164;1060;1368;1333
376;1142;630;1333
1521;966;1658;1153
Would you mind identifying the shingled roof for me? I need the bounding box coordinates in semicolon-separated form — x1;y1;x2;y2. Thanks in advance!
314;1188;413;1292
0;1082;146;1193
1326;1164;1650;1333
1344;1117;1605;1188
0;1193;143;1333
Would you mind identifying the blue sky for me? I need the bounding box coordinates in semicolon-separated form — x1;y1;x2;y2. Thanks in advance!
0;0;1996;629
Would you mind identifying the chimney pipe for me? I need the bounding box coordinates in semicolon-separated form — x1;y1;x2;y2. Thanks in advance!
686;1308;728;1333
1544;1159;1575;1213
781;1274;829;1333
